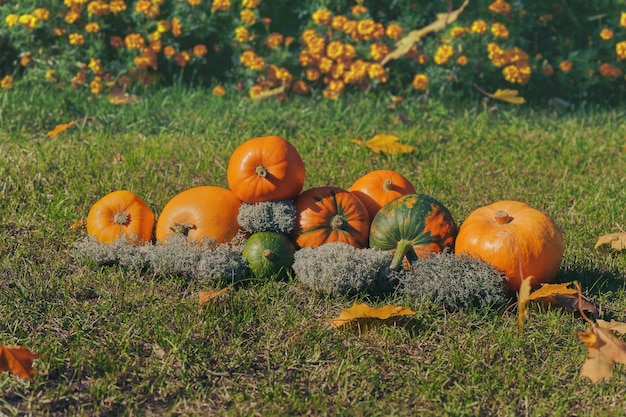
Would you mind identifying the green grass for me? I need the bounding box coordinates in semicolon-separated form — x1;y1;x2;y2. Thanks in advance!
1;83;625;416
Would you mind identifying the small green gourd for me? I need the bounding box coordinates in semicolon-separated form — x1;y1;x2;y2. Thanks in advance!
242;231;295;280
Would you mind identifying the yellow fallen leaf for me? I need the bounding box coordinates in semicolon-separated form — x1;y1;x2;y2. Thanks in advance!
70;218;87;230
595;232;626;251
578;325;626;383
47;116;92;138
492;89;526;104
198;287;229;309
350;133;415;154
517;275;533;332
381;0;470;66
597;319;626;335
328;301;416;328
109;87;137;105
250;85;286;101
518;280;582;331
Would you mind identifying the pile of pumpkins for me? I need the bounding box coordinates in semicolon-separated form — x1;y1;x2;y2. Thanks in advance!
86;135;565;292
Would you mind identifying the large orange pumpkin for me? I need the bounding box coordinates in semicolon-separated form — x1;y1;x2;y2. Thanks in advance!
87;190;155;244
454;200;564;291
156;186;243;244
227;135;305;204
291;186;370;249
348;169;416;222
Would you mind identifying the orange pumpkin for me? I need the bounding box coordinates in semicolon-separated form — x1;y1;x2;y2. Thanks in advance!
348;169;416;222
454;200;564;291
227;135;305;204
156;186;243;244
87;190;155;244
291;186;370;249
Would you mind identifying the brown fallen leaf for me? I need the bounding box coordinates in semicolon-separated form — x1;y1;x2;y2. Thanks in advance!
518;281;583;331
553;293;599;316
517;275;533;332
578;325;626;383
381;0;470;66
595;232;626;251
109;87;138;105
328;301;416;329
350;133;415;154
0;345;41;379
597;319;626;335
198;287;229;309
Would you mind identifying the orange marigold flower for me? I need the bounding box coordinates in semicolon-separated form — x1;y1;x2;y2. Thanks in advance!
163;45;176;57
110;36;123;47
235;27;250;43
212;85;226;96
488;0;511;14
193;44;208;57
621;12;626;28
124;33;145;49
457;55;468;66
298;50;315;67
88;57;102;74
471;20;488;34
343;43;356;60
249;84;263;98
370;43;390;62
367;63;387;82
5;14;19;26
285;36;294;46
351;5;367;16
19;14;39;30
434;44;454;65
372;23;385;40
332;15;348;31
136;0;159;18
1;75;16;89
85;22;100;33
69;33;85;45
417;53;429;64
616;41;626;60
412;74;428;90
188;0;201;6
172;17;182;37
240;9;256;25
33;8;51;20
326;41;345;60
386;23;403;39
267;33;284;49
20;53;31;67
243;0;259;8
312;8;332;25
109;0;126;13
65;10;80;24
319;57;333;73
599;63;623;77
71;71;86;88
343;20;358;38
150;39;162;52
490;22;509;39
211;0;231;12
356;19;376;40
324;79;345;99
156;20;170;33
87;1;109;16
541;65;554;76
306;68;321;81
450;27;467;38
175;51;191;67
599;28;613;40
559;60;572;72
292;80;309;94
90;76;102;95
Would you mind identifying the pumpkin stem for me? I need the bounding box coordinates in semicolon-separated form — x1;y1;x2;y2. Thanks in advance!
330;215;346;230
170;222;196;236
113;211;130;225
494;210;513;225
255;165;268;178
383;178;393;192
390;239;416;271
262;249;274;261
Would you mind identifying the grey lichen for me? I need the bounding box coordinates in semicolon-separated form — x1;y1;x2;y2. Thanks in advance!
237;200;297;234
292;242;396;296
72;235;248;283
395;251;509;310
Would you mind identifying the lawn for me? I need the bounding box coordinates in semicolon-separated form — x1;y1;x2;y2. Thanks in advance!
1;85;625;416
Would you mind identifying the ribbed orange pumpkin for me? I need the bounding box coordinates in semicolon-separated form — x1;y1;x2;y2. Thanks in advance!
156;186;243;244
291;186;370;249
454;200;565;291
87;190;155;244
348;169;416;222
227;135;305;204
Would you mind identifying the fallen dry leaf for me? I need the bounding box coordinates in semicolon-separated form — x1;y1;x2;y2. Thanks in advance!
595;232;626;251
250;85;286;101
553;292;599;316
47;116;92;138
0;345;41;379
597;319;626;335
517;275;533;332
350;133;415;154
109;87;137;105
381;0;470;66
70;218;87;230
578;325;626;383
198;287;229;308
328;301;416;329
474;84;526;105
518;281;583;331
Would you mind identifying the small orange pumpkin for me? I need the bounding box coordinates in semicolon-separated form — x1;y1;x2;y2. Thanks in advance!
87;190;155;244
348;169;416;222
227;135;305;204
291;186;370;249
156;186;244;244
454;200;565;291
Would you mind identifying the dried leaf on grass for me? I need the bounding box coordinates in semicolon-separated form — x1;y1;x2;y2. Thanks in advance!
350;133;415;154
381;0;469;65
578;325;626;383
250;85;285;101
595;232;626;251
47;116;92;138
597;319;626;335
474;84;526;104
517;280;584;331
198;287;229;308
328;301;415;329
109;87;138;105
0;345;40;379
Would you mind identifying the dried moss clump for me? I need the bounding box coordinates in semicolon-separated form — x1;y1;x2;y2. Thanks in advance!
72;235;247;283
396;251;509;310
292;242;396;296
237;200;297;234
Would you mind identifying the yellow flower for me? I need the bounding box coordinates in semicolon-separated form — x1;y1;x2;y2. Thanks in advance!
5;14;19;26
312;8;332;25
306;68;320;81
85;22;100;33
326;41;345;60
332;15;347;31
367;63;387;82
267;33;284;49
33;8;51;20
124;33;145;49
450;27;467;38
240;9;256;25
175;51;191;67
249;84;263;98
188;0;201;6
19;14;39;30
193;44;208;57
356;19;376;40
600;28;614;40
172;17;182;37
1;75;16;89
88;57;102;74
351;5;368;16
87;1;109;16
319;57;333;73
370;43;390;62
616;41;626;60
243;0;259;8
502;64;530;84
324;79;345;99
559;60;572;72
235;27;250;43
109;0;127;13
65;10;80;24
90;76;103;95
212;85;226;96
488;0;511;14
434;44;454;65
163;45;176;58
20;53;32;67
621;12;626;28
471;20;488;34
386;23;403;40
343;43;356;60
490;22;509;39
135;0;160;19
211;0;231;12
457;55;468;66
412;74;428;90
69;33;86;45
